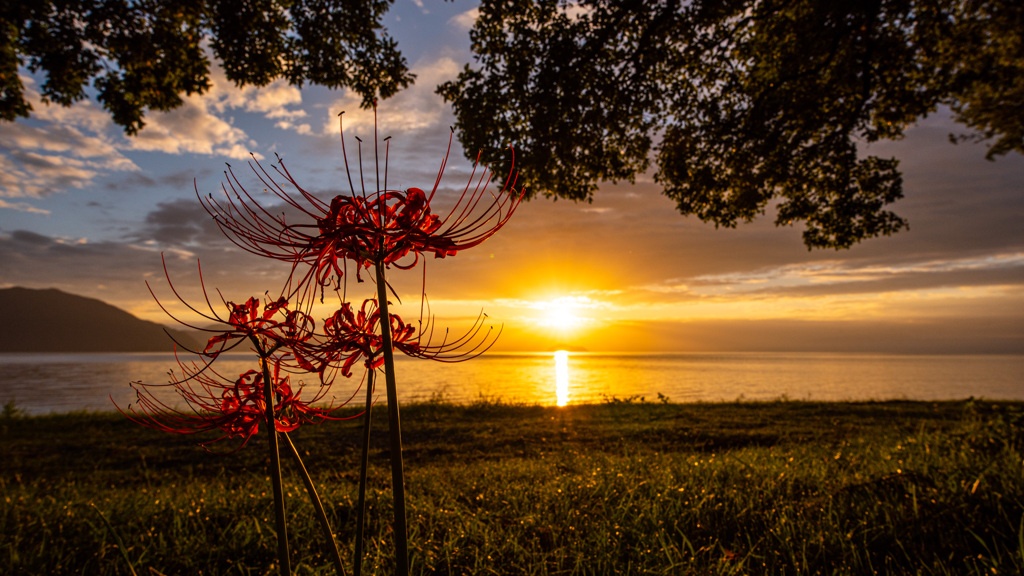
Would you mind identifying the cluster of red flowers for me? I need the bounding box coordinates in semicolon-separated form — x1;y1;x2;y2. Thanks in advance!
119;109;522;449
310;299;420;378
124;355;337;450
204;297;315;356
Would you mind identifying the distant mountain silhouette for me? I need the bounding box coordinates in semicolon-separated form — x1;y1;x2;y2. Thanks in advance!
0;287;200;352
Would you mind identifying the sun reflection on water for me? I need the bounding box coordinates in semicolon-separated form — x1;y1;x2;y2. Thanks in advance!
554;350;570;406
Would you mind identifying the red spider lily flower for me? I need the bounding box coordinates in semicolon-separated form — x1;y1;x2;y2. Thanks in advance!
148;255;314;360
204;295;315;358
198;106;523;299
304;299;420;378
117;355;345;450
301;298;501;382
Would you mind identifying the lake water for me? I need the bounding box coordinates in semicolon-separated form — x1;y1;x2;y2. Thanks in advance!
1;352;1022;416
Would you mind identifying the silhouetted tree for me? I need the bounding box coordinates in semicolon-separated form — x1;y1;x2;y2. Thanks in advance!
1;0;413;134
438;0;1023;249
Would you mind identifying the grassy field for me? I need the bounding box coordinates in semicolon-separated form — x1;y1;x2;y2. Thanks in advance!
2;398;1023;575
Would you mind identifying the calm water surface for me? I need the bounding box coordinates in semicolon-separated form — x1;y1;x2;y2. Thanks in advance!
1;352;1021;416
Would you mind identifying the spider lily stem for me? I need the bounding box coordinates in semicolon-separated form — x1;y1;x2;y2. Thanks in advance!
354;359;375;576
375;262;410;576
255;341;291;576
282;431;346;576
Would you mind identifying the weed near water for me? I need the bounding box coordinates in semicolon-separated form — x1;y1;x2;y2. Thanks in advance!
2;399;1022;574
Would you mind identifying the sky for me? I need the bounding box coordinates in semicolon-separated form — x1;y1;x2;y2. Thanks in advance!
1;0;1022;354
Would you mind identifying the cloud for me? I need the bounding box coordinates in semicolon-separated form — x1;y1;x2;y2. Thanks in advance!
205;65;307;122
0;199;49;214
129;199;228;247
0;103;141;200
25;69;261;164
321;56;461;137
0;62;314;204
0;65;281;203
0;146;131;200
130;97;260;160
677;252;1024;296
0;119;121;160
694;253;1023;285
30;85;119;135
450;8;479;31
269;55;475;193
275;120;314;135
0;230;156;292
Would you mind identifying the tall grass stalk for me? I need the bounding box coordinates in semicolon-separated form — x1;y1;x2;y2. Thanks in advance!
88;503;139;576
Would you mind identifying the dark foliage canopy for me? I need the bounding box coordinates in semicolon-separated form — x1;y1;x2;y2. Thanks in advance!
438;0;1024;249
1;0;413;134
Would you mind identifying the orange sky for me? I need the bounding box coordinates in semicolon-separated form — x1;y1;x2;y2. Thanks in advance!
1;1;1021;355
129;111;1022;355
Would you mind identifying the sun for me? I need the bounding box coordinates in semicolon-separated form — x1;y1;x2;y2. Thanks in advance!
545;306;582;331
536;296;589;332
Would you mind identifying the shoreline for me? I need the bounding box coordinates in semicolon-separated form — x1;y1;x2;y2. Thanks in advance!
7;394;1024;419
8;392;1024;419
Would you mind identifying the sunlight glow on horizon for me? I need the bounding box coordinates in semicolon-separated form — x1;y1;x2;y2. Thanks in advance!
533;295;601;332
541;306;584;331
127;283;1021;328
117;253;1024;356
